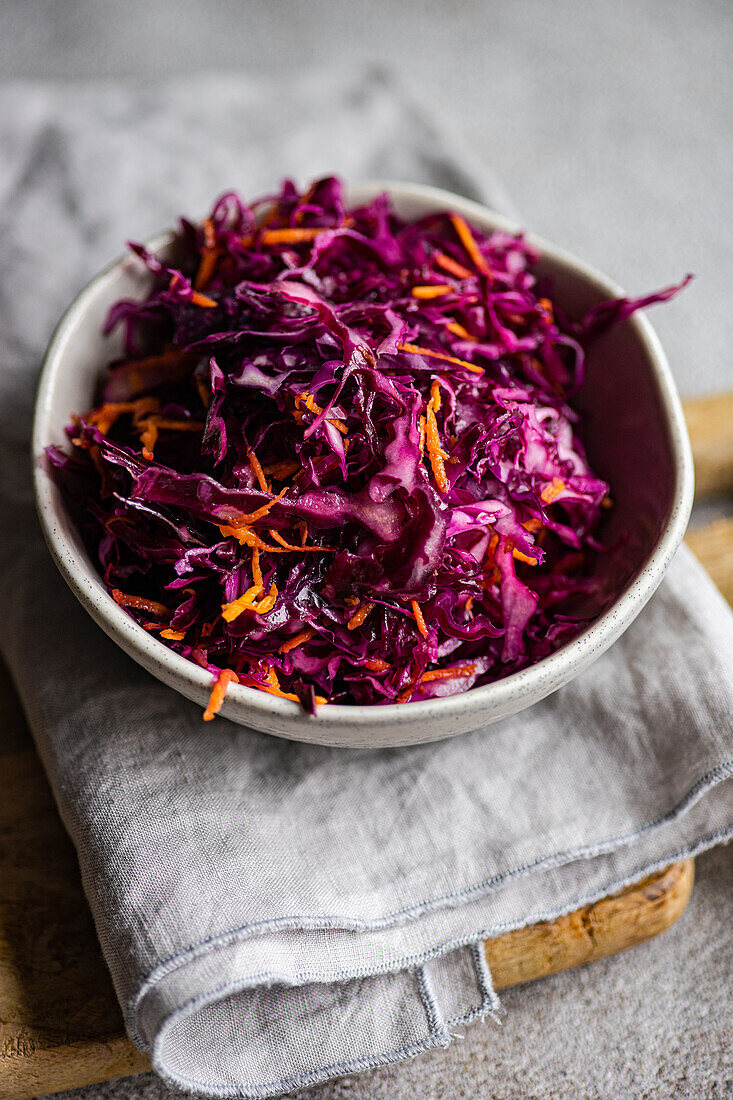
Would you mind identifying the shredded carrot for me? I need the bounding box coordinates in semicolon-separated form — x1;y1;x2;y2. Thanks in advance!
521;517;543;533
411;600;428;638
294;392;319;418
601;494;613;510
136;415;204;460
225;488;287;527
450;214;491;276
482;533;501;587
218;524;289;552
102;348;192;401
364;658;390;672
261;227;326;245
293;393;348;434
253;582;278;615
541;477;566;504
538;296;554;321
117;347;184;371
445;320;479;342
347;601;375;630
253;666;303;703
203;668;239;721
429;378;442;412
265;667;283;691
194;252;219;293
251;546;262;589
201;621;215;637
411;285;453;300
279;628;316;654
269;529;334;553
465;595;474;617
512;548;539;566
190;291;218;308
221;584;264;622
143;416;204;432
139;420;157;460
194;218;219;290
111;589;169;617
425;404;449;494
85;397;161;437
160;628;186;641
248;450;270;492
420;663;477;683
397;342;483;375
256;681;327;705
418;414;426;456
434;250;473;280
263;459;300;480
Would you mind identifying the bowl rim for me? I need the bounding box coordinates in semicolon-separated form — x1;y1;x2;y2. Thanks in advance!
32;179;694;729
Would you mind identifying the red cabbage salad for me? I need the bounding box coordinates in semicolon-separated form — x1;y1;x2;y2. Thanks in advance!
49;177;690;719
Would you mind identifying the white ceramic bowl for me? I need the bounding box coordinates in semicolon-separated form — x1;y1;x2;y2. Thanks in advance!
33;181;694;748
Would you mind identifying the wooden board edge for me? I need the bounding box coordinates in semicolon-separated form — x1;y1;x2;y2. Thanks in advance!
0;861;693;1100
0;1034;149;1100
485;859;694;990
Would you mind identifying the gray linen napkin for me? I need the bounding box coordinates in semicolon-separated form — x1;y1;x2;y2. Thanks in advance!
1;70;731;1099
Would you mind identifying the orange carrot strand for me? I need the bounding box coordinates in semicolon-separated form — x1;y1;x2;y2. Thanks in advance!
364;658;390;672
248;450;270;492
397;343;483;375
190;291;218;308
269;529;335;553
420;663;477;682
111;589;169;617
434;250;473;280
541;477;566;504
411;600;429;638
445;320;479;342
251;547;262;589
512;548;539;566
261;227;326;245
279;628;316;654
425;405;449;494
411;285;453;300
347;601;375;630
194;218;219;290
449;214;491;276
225;488;287;528
221;585;264;622
203;668;239;721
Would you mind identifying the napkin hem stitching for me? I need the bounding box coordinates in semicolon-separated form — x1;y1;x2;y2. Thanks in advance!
129;825;731;1059
126;758;732;1036
149;945;506;1098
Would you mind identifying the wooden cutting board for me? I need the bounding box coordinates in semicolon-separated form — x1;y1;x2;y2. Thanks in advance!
0;395;730;1100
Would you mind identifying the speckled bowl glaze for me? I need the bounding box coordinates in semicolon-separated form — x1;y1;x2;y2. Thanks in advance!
33;181;694;748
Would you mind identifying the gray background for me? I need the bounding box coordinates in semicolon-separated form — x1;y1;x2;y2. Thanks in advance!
3;0;732;399
2;1;731;1097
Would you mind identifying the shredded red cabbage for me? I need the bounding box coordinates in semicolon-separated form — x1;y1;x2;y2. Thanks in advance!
48;177;690;715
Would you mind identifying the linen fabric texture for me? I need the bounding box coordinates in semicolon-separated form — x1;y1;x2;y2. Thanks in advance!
0;70;730;1098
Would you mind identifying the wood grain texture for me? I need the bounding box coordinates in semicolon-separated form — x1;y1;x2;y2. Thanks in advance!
2;391;730;1100
0;731;697;1100
686;517;733;606
683;393;733;499
486;861;694;990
